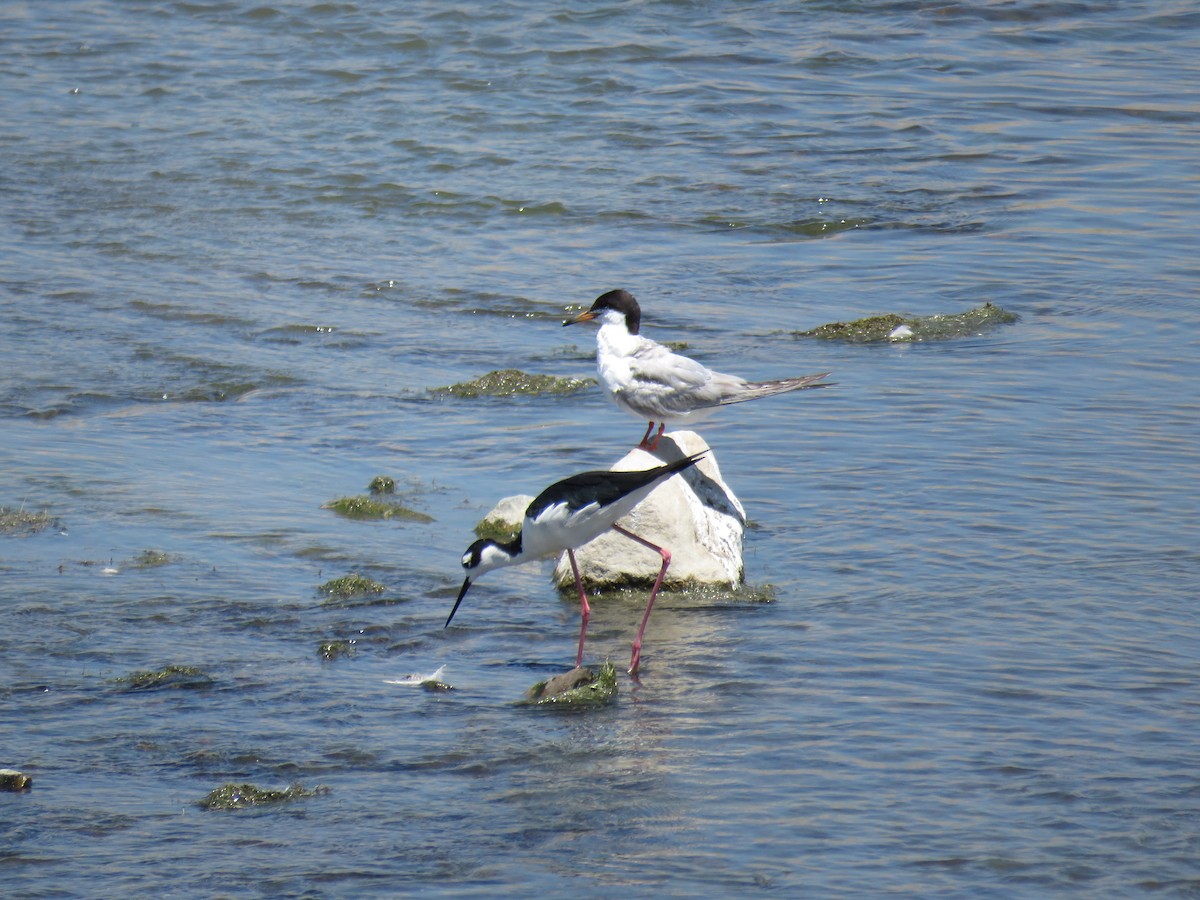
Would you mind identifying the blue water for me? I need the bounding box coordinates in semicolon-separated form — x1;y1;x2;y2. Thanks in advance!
3;1;1199;896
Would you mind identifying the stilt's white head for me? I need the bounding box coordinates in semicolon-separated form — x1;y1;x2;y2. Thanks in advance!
444;536;522;628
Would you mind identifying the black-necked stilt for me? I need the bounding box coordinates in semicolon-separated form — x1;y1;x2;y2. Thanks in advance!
445;451;706;676
564;289;832;451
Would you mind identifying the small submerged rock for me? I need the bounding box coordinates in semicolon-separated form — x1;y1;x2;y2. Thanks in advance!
523;662;618;708
0;769;33;792
368;475;396;494
318;574;385;600
796;302;1017;343
199;782;329;810
431;368;594;399
130;549;172;568
117;665;213;691
318;639;357;660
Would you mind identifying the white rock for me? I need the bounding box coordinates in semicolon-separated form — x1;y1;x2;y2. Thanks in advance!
552;430;745;591
476;494;534;536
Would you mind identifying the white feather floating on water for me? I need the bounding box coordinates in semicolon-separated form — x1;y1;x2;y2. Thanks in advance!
384;665;447;686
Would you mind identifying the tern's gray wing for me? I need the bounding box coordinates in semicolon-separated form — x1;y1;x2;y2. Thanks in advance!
630;348;831;412
624;341;729;413
627;341;711;389
710;371;833;406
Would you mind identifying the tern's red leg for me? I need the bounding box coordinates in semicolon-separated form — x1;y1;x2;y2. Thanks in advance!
611;523;671;676
567;549;590;667
645;423;666;452
636;421;657;450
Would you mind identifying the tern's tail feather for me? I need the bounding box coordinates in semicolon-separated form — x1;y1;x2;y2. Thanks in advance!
718;371;833;406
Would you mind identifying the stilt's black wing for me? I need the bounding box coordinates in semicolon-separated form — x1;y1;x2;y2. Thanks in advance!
524;451;705;522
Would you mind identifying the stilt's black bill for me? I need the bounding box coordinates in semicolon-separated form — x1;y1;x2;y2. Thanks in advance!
445;577;471;628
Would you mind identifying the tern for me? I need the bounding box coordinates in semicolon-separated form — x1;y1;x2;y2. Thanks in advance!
445;451;706;676
565;289;831;450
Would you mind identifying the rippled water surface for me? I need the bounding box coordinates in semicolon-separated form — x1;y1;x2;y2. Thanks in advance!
3;1;1199;896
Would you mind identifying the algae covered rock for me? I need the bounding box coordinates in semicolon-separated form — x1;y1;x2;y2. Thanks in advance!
318;639;357;660
0;506;59;535
799;313;906;342
368;475;396;494
432;368;594;399
199;782;329;810
117;665;213;691
323;495;434;523
318;574;385;600
797;302;1017;343
473;494;534;543
523;662;618;708
131;549;172;568
0;769;33;792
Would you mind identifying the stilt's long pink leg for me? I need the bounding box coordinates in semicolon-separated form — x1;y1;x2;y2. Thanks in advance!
611;523;671;676
567;549;590;667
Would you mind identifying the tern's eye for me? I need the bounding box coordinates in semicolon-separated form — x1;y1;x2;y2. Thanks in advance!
461;553;471;568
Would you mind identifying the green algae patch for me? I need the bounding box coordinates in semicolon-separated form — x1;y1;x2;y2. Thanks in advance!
472;494;531;543
117;665;214;691
474;516;521;543
523;662;618;708
319;574;385;600
130;549;172;569
199;782;329;810
796;303;1017;343
368;475;396;494
799;313;906;342
318;639;357;660
432;368;595;399
0;506;58;535
323;495;434;523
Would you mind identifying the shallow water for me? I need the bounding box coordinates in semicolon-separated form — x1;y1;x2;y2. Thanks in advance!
3;1;1200;896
